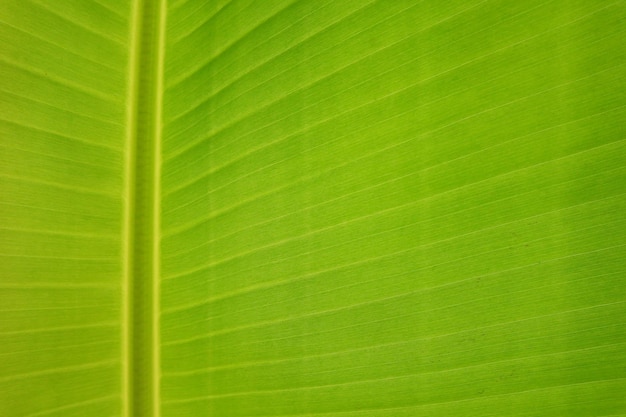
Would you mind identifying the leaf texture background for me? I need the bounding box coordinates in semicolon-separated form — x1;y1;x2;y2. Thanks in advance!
0;1;130;416
1;1;626;416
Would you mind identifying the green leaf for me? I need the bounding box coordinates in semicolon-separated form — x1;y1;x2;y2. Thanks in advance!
1;1;625;416
0;0;130;416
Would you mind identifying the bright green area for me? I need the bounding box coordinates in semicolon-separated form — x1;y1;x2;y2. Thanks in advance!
1;1;625;416
0;0;130;416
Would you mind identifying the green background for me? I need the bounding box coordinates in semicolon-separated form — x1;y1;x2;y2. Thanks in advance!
1;1;625;416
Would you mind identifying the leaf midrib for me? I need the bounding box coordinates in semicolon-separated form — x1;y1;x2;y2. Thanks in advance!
123;1;166;417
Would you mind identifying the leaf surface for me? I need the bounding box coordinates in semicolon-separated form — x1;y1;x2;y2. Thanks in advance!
1;1;625;416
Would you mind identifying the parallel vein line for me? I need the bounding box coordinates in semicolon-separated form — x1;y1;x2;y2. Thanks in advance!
0;118;122;152
162;219;625;347
163;30;621;200
163;320;623;376
163;139;626;280
163;146;626;264
164;0;490;158
243;378;626;416
163;342;625;403
163;300;626;372
168;0;346;120
0;19;123;72
24;396;119;417
26;0;125;45
0;56;119;103
0;360;118;383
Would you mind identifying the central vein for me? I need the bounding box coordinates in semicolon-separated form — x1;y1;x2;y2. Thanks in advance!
124;0;166;416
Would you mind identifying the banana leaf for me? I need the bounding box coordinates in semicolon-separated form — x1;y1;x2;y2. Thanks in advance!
1;1;625;416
